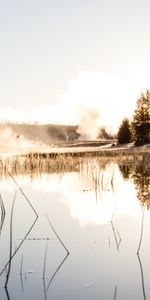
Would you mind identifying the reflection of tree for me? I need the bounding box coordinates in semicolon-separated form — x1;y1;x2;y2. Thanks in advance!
119;158;149;300
119;157;150;209
118;163;132;180
131;160;150;209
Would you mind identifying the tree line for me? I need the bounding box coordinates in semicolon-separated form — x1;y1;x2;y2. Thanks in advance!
117;89;150;146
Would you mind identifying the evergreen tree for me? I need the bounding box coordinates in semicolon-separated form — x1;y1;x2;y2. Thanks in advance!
132;89;150;145
117;118;131;144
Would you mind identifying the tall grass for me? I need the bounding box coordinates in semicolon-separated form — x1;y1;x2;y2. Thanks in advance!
0;150;149;179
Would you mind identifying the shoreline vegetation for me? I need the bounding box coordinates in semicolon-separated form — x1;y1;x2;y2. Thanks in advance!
0;142;149;178
0;121;149;177
0;140;150;156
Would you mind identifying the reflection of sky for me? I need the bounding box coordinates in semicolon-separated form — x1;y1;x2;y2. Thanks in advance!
0;164;142;227
60;168;142;226
28;165;142;226
61;180;140;226
1;163;150;300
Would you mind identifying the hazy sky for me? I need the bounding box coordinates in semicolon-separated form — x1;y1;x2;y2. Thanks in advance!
0;0;150;127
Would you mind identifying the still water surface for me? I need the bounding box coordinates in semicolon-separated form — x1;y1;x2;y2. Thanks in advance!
0;159;149;300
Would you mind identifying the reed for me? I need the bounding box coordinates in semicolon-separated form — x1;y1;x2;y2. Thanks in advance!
0;193;6;235
137;206;146;254
113;286;118;300
0;216;38;277
19;254;24;276
46;252;69;291
46;215;69;291
46;215;69;255
43;243;48;279
0;150;149;179
137;253;147;300
4;192;16;288
42;243;48;300
7;170;38;218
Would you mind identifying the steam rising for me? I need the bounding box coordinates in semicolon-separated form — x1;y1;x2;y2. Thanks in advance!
0;127;35;150
0;124;80;151
77;108;100;139
0;71;145;142
0;127;17;148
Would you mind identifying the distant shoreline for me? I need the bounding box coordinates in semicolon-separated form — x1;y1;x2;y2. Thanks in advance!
0;142;149;158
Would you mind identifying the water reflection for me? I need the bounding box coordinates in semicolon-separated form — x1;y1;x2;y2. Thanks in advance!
61;165;140;226
5;287;10;300
118;164;131;180
113;286;118;300
0;156;150;299
119;158;150;208
137;252;147;300
0;173;38;300
132;162;150;209
119;159;150;300
0;193;5;235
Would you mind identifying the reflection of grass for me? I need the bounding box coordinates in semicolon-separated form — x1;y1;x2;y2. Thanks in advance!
113;286;118;300
5;192;16;288
46;252;69;291
46;215;69;255
0;193;5;235
0;170;38;278
137;207;147;299
137;206;145;254
46;215;69;291
7;170;38;217
137;253;147;300
0;151;149;179
0;149;149;298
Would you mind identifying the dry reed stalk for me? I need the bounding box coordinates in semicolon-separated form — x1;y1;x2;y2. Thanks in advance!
43;243;48;279
0;216;38;277
46;215;69;255
0;193;6;235
137;253;147;300
4;192;16;288
7;170;38;218
46;252;69;291
137;206;145;254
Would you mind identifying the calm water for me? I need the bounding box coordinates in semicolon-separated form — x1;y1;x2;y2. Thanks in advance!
0;158;150;300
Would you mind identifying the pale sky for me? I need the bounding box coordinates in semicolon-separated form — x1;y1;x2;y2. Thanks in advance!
0;0;150;128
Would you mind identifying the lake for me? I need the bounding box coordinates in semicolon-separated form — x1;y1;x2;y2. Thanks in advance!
0;155;149;300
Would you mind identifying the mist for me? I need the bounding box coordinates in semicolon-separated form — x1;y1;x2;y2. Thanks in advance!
0;123;81;151
0;126;37;150
0;71;145;142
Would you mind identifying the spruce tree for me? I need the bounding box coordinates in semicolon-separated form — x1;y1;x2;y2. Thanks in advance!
132;90;150;145
117;118;131;144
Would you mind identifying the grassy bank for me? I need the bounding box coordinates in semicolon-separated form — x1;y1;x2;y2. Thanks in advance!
0;143;149;179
